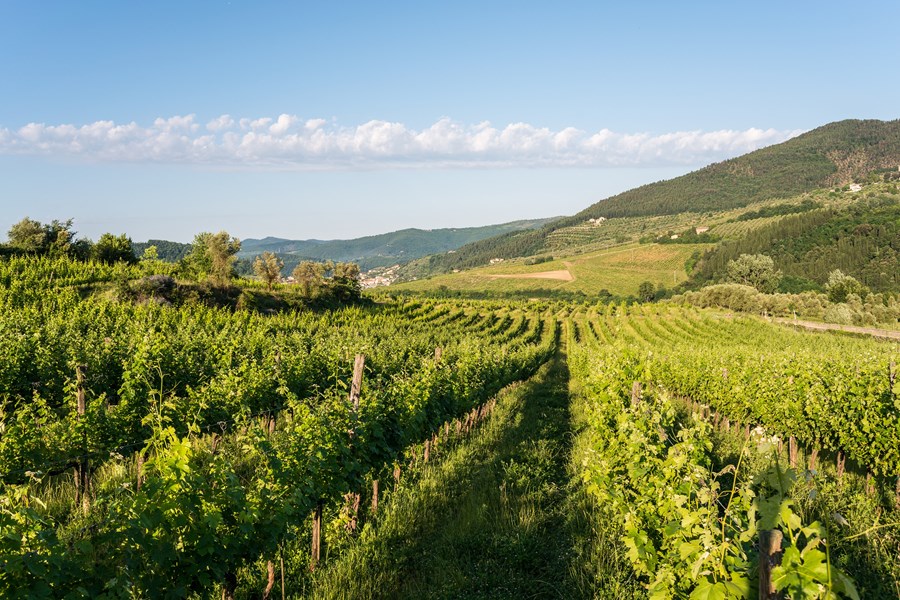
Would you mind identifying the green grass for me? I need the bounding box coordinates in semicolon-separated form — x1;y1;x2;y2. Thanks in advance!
302;348;632;599
393;243;710;297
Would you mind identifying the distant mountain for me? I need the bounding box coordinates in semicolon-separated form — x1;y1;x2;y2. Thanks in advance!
417;119;900;273
237;218;558;272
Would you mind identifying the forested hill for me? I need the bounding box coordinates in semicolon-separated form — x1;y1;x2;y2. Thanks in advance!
694;195;900;293
415;119;900;273
573;119;900;220
132;239;192;262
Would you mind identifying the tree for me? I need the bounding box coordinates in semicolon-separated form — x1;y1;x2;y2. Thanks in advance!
44;219;75;255
183;231;240;285
638;281;656;302
6;217;80;256
292;261;325;298
725;254;782;293
253;251;284;290
206;231;241;285
7;217;47;252
141;245;159;261
93;233;137;264
825;269;868;303
331;262;362;301
139;245;169;276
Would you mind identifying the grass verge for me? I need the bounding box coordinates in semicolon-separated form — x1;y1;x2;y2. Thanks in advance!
304;350;594;599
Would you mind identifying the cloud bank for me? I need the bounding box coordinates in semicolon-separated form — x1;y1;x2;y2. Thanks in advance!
0;115;804;169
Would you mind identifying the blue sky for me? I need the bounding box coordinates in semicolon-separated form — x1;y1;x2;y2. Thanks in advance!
1;1;898;242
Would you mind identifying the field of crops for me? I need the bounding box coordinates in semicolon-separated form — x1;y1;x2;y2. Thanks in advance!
2;256;898;598
569;305;899;598
0;256;557;596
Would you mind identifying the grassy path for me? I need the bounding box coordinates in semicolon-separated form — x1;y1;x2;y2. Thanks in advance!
308;351;589;599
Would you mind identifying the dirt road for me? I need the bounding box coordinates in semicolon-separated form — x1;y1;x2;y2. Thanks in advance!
773;318;900;341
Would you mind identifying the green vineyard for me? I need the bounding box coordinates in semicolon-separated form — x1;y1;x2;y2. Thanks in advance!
569;307;898;598
1;256;898;598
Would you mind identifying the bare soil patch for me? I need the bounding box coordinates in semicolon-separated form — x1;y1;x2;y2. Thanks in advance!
488;269;574;281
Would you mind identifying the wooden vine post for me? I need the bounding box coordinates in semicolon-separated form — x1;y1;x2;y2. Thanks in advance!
263;561;275;599
347;354;365;533
434;346;442;362
788;436;798;468
759;529;784;599
630;381;642;406
350;354;365;412
310;500;323;570
75;365;90;514
269;350;282;435
836;451;846;485
136;451;144;492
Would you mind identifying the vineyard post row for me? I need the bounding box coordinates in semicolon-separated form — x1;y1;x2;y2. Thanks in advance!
567;318;863;599
682;395;899;505
593;307;900;497
306;345;498;578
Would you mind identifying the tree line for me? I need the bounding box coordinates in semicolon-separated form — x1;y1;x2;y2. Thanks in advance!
694;197;900;293
2;217;361;301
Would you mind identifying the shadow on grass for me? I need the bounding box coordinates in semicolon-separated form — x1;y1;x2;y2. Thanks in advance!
307;352;584;599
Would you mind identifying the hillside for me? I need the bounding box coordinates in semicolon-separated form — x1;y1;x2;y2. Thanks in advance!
414;119;900;274
237;218;557;272
391;242;709;298
694;188;900;292
132;239;192;262
392;181;900;299
574;118;900;220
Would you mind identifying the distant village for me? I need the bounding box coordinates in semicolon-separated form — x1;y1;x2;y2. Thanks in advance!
360;264;402;288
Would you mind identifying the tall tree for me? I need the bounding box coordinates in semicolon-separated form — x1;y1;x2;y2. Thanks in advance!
825;269;869;303
638;281;656;302
331;262;362;301
7;217;47;252
183;231;241;285
725;254;782;293
206;231;241;285
253;251;284;290
44;219;75;255
292;261;326;298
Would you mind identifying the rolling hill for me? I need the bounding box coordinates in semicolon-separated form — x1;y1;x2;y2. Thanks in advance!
236;218;558;272
412;119;900;275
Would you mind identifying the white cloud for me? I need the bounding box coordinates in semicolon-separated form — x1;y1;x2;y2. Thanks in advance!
0;115;804;169
269;114;297;135
206;114;234;132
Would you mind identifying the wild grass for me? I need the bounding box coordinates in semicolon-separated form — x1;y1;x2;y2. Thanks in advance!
286;348;638;599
